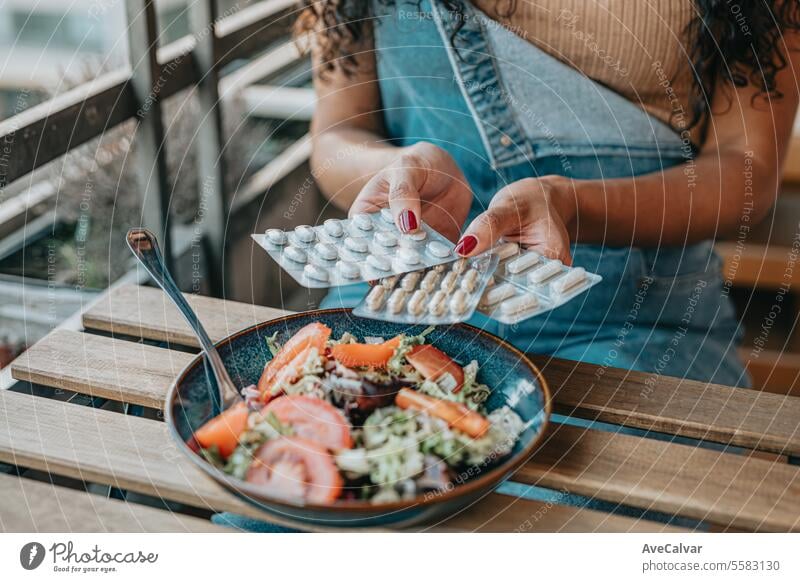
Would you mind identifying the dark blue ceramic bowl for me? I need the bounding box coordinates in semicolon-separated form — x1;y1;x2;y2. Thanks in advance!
165;308;551;528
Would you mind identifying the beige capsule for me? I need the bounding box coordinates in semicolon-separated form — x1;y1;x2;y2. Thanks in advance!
506;251;541;274
493;241;520;260
428;290;448;316
400;271;421;291
528;260;563;284
460;268;480;292
451;258;468;274
407;289;428;315
481;282;516;306
551;267;587;295
381;275;399;289
388;288;408;313
440;271;458;293
420;270;440;292
500;293;539;315
449;289;468;315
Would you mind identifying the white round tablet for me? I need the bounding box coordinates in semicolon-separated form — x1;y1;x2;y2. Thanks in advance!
344;237;369;253
398;247;421;265
375;231;398;247
323;219;344;237
293;225;316;243
367;254;391;271
427;241;451;258
352;213;374;231
336;260;360;279
265;228;287;245
284;246;307;264
303;264;329;282
380;208;394;223
314;242;338;261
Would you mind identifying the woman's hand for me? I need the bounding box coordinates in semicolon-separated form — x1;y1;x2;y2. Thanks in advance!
455;176;576;265
350;142;473;242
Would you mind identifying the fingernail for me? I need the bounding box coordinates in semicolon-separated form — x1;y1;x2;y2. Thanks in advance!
399;209;418;233
454;235;478;256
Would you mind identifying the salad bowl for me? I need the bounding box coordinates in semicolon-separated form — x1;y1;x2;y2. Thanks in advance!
165;308;551;529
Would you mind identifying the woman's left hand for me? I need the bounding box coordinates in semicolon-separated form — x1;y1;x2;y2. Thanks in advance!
454;176;576;265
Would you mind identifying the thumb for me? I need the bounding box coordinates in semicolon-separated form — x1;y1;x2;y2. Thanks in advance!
455;205;516;257
387;162;423;234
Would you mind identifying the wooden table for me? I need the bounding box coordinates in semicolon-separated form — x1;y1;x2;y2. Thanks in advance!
2;284;800;532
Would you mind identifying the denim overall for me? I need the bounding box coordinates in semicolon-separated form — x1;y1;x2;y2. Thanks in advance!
216;0;747;531
323;0;748;388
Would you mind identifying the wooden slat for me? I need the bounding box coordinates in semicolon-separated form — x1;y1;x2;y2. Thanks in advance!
715;240;800;290
0;473;224;533
78;285;800;457
82;284;288;347
7;344;800;531
530;355;800;457
515;423;800;532
11;330;193;409
741;348;800;397
0;390;671;533
418;488;678;533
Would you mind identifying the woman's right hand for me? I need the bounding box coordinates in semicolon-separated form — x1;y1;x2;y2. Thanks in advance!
350;142;473;242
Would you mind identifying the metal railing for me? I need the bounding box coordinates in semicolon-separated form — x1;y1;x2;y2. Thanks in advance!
0;0;299;286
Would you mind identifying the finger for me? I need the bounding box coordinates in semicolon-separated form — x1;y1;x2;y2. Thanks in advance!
386;162;424;234
455;204;518;257
505;219;573;265
350;174;389;216
520;241;573;266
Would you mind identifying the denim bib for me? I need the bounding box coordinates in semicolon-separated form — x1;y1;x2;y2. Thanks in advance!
324;0;747;387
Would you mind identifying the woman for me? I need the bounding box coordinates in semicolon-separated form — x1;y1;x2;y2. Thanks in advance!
304;1;799;387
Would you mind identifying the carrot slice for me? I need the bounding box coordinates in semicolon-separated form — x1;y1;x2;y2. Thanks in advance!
195;402;249;458
396;388;490;438
330;335;403;368
257;323;331;399
382;335;403;350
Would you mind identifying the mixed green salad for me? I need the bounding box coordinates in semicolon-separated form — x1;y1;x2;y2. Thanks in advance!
194;322;525;504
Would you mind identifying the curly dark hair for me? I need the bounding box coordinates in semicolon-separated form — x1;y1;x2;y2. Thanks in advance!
295;0;800;132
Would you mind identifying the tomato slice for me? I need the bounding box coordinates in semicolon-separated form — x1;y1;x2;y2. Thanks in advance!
194;402;249;458
405;344;464;392
257;323;331;399
245;437;343;504
262;395;352;450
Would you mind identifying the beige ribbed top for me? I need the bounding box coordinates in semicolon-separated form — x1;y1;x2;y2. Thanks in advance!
474;0;696;136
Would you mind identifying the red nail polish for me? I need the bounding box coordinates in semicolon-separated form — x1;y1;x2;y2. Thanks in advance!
455;235;478;256
399;209;418;233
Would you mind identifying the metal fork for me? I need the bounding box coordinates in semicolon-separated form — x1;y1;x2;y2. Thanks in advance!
126;228;242;412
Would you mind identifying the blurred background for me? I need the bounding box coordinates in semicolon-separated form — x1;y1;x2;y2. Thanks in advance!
0;0;799;400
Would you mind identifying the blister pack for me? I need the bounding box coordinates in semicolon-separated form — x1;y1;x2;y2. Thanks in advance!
477;241;603;323
251;209;458;288
352;253;499;325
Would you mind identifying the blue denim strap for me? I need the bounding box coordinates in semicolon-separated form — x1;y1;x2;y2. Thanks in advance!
429;0;533;170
